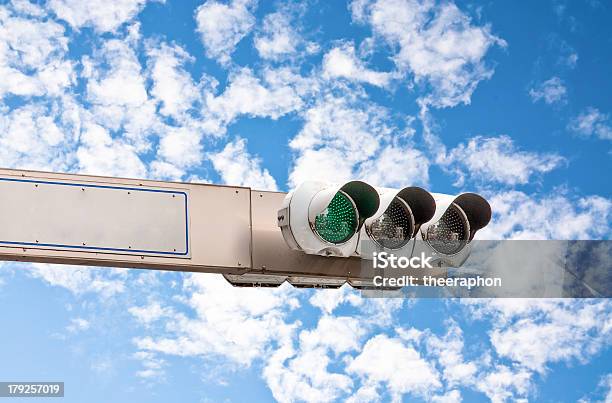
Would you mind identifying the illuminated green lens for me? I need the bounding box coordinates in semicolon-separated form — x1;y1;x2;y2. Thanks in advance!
314;191;358;244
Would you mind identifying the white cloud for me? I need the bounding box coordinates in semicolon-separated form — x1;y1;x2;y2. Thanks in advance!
265;346;353;403
209;137;278;190
289;147;356;187
580;373;612;403
76;34;213;181
347;334;441;402
529;76;567;105
425;322;477;388
288;93;380;162
478;190;612;240
289;95;425;188
145;41;218;180
66;317;90;333
146;42;200;119
83;41;147;105
133;273;299;367
10;0;47;17
600;374;612;403
76;122;148;178
352;0;506;107
127;279;405;403
489;300;612;373
133;351;166;380
322;43;393;87
136;366;164;380
195;0;256;64
149;160;186;181
129;302;173;326
48;0;158;33
547;36;579;69
476;365;531;403
464;300;612;401
0;3;75;99
28;263;126;298
357;299;406;328
444;135;565;186
431;390;462;403
300;315;366;355
565;52;579;68
308;285;363;315
255;8;301;61
568;107;612;140
464;299;578;323
83;38;160;150
358;144;429;188
0;103;75;171
264;314;366;403
204;67;307;134
90;355;114;374
154;125;203;177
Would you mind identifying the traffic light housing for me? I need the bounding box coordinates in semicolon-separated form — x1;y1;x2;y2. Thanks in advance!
417;192;492;267
277;181;380;257
277;182;492;268
359;186;436;254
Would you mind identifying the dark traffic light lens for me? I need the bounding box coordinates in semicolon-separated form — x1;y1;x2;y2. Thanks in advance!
424;203;470;255
367;197;414;249
313;191;358;244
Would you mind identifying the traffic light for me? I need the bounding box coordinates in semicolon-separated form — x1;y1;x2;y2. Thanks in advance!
0;167;494;289
359;186;436;253
277;181;380;257
416;192;492;267
277;180;491;270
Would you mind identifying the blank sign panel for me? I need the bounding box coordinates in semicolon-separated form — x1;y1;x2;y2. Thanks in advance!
0;177;190;257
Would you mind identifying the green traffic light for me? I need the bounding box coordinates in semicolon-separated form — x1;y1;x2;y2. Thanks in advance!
313;191;358;244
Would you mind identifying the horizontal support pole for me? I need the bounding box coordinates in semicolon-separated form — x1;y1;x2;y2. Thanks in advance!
0;168;400;286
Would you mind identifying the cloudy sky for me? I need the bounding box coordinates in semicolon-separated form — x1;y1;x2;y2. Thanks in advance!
0;0;611;401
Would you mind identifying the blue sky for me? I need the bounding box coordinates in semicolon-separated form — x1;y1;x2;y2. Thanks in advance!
0;0;611;402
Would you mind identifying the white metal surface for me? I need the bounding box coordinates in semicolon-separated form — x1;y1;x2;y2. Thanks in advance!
357;186;435;257
0;168;251;272
0;177;190;257
278;181;379;257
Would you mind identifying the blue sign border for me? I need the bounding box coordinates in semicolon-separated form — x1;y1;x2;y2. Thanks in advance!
0;177;189;256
